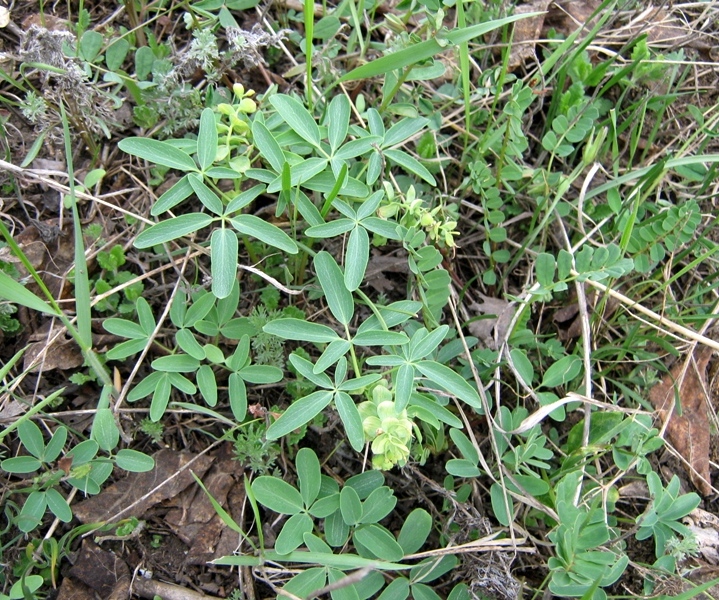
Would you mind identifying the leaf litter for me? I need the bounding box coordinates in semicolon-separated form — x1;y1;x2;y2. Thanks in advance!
648;345;714;496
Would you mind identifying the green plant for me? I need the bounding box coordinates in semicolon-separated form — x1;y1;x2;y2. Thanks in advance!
0;418;153;534
204;448;467;599
636;472;701;560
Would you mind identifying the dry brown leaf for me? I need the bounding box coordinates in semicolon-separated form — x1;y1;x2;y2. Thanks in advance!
67;540;130;599
508;0;551;69
648;346;713;496
467;295;515;349
164;453;243;564
73;449;214;523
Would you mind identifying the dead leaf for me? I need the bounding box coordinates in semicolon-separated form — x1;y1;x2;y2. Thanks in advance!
23;326;83;372
648;346;713;496
364;251;409;294
508;0;551;70
68;540;130;599
73;449;214;523
164;454;243;564
467;295;515;349
685;508;719;565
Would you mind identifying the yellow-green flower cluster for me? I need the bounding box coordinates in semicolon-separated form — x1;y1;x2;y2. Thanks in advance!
358;384;413;470
379;184;458;248
214;84;257;173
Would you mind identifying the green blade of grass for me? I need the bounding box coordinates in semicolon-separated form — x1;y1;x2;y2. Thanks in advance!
340;13;541;82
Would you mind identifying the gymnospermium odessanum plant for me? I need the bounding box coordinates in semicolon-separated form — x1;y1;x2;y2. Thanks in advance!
114;82;475;467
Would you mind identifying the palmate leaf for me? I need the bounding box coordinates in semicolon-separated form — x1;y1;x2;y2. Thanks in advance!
197;108;219;171
135;213;213;248
230;214;298;254
118;137;198;172
269;95;321;147
327;94;350;153
335;391;364;452
416;361;481;409
266;390;334;440
264;318;340;343
210;228;238;299
314;251;354;326
344;226;369;291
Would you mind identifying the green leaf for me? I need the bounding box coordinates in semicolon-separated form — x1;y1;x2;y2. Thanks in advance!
189;174;224;215
359;486;397;524
135;213;213;248
315;251;354;326
306;219;355;238
416;361;481;409
45;488;72;522
226;184;266;214
345;226;369;291
0;272;59;316
490;483;513;526
327;93;350;153
309;493;340;519
263;318;340;343
119;137;198;172
91;408;119;452
238;365;283;384
346;470;384;498
276;512;314;554
210;228;238;299
252;476;304;515
297;448;321;508
231;214;298;254
197;108;218;171
115;449;155;472
105;37;130;70
335;391;365;452
341;14;535;82
285;567;328;597
197;364;218;406
44;426;67;462
383;149;435;185
384;118;429;147
228;373;247;421
253;120;285;173
410;325;448;361
18;420;44;459
289;353;334;388
314;339;352;373
19;491;47;532
149;372;172;421
444;459;481;478
354;524;404;561
266;391;334;439
269;95;321;147
352;330;409;347
397;508;431;554
1;456;42;473
541;355;582;388
79;30;103;61
395;363;415;412
152;354;201;372
378;577;410;600
510;348;534;386
449;428;478;463
409;394;462;428
340;485;363;525
535;253;556;287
